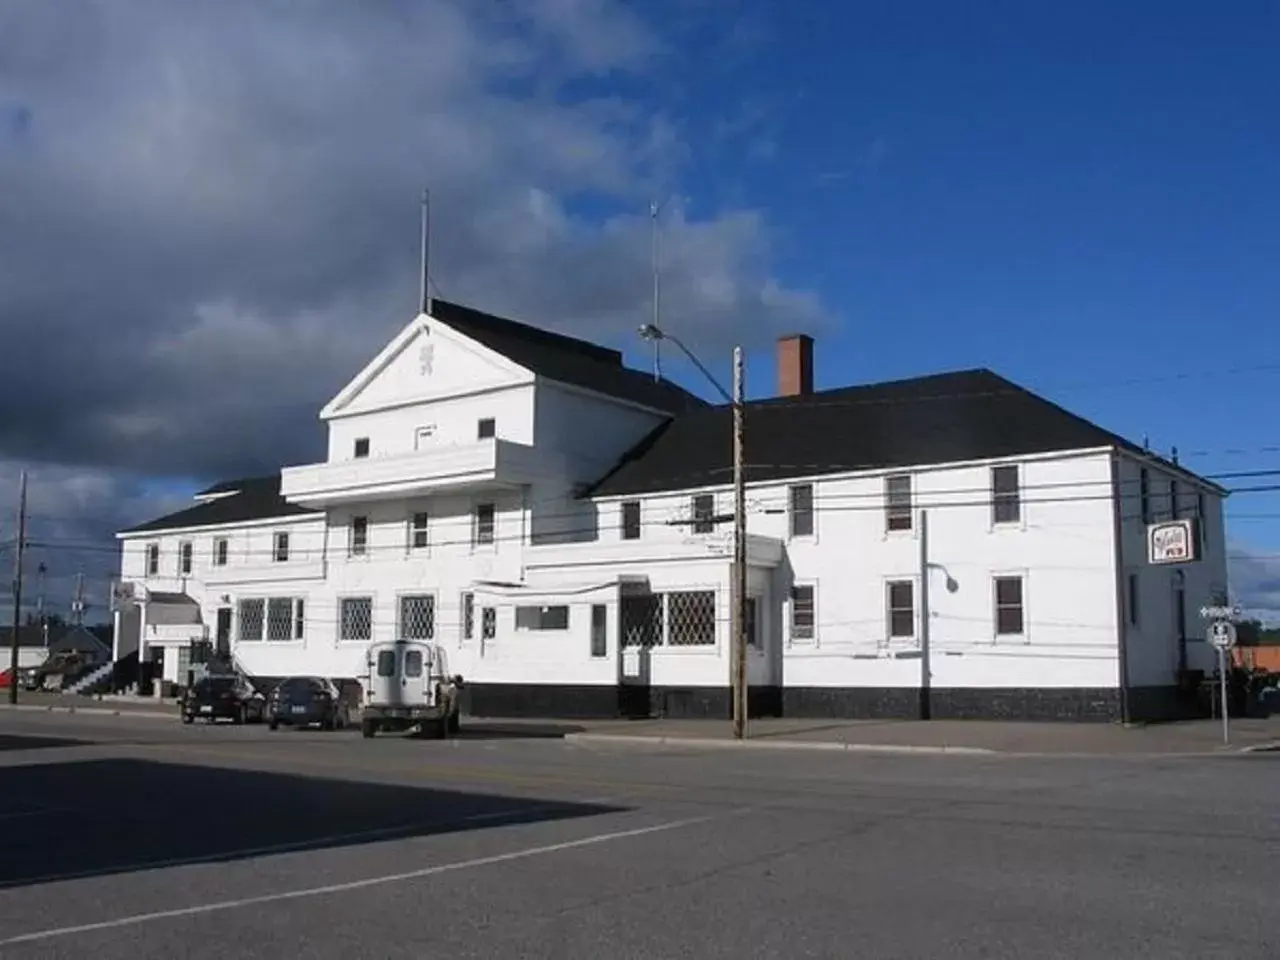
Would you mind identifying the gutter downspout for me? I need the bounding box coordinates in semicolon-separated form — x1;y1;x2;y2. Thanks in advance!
1110;448;1132;724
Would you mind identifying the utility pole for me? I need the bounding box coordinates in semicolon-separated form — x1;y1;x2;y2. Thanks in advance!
731;345;748;739
918;508;932;720
72;572;86;627
420;188;432;315
649;200;663;382
8;471;28;705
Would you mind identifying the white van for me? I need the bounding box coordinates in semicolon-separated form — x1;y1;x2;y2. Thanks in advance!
360;639;463;739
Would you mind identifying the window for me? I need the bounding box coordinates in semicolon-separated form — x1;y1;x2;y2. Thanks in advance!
178;541;193;575
404;648;424;678
790;585;815;641
691;494;715;534
146;543;159;576
267;598;300;641
273;531;290;562
994;576;1024;636
354;437;370;458
590;604;608;657
789;484;814;537
1168;479;1180;520
349;516;368;556
213;538;228;567
238;598;265;642
481;606;496;640
461;592;475;640
620;595;663;648
991;465;1021;525
410;512;429;550
887;580;914;638
1140;467;1151;523
621;500;641;540
340;597;373;642
1127;574;1139;627
376;650;396;677
515;605;570;631
477;417;496;439
667;591;716;646
399;594;435;640
885;475;912;532
474;502;495;545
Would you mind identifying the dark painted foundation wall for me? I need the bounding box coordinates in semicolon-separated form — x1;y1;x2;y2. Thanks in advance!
460;683;1205;723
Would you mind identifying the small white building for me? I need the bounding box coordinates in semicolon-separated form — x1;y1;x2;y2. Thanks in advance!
114;300;1229;721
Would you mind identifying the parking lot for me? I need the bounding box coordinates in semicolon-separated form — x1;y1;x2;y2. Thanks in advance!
1;710;1278;959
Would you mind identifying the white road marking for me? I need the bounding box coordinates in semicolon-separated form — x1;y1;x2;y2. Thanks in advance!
0;813;716;945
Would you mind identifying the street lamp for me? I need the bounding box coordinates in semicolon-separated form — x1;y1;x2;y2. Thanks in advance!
639;324;748;739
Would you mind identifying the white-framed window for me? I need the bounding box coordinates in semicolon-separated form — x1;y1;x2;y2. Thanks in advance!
353;437;370;458
514;605;570;631
590;604;608;657
409;511;429;550
340;596;373;642
398;594;435;640
790;584;815;641
994;576;1025;637
461;592;475;641
145;543;160;576
621;500;641;540
349;516;369;556
991;465;1021;525
213;538;228;567
477;417;496;439
178;541;193;576
266;597;304;641
886;580;915;638
238;598;265;642
273;531;290;562
667;591;716;646
789;484;814;537
481;606;497;640
691;494;715;534
473;502;496;546
885;475;913;532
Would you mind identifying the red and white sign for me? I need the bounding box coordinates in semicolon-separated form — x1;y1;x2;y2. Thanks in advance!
1147;519;1199;565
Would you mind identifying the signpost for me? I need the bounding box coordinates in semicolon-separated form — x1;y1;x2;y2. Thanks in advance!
1202;612;1238;745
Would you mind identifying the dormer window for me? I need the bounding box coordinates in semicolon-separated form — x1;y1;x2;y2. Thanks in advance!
353;437;370;459
477;418;496;440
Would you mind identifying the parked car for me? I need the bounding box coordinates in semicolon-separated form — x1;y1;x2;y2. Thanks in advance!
268;676;351;731
181;675;266;724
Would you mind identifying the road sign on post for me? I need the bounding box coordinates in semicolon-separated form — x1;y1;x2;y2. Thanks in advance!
1204;619;1236;746
1207;619;1237;650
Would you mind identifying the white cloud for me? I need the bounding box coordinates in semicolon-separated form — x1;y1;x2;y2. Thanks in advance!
1227;543;1280;625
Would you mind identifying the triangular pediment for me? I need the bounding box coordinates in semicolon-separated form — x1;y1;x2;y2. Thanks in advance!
321;312;533;418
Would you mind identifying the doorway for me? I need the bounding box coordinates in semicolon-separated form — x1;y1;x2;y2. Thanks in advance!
215;608;232;658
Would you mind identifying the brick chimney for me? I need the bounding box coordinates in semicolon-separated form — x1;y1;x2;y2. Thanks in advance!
776;333;814;397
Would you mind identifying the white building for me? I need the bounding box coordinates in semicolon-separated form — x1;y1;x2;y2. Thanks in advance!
113;300;1229;722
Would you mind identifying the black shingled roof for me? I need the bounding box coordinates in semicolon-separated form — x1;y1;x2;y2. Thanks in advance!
121;476;318;535
585;368;1222;498
431;300;707;414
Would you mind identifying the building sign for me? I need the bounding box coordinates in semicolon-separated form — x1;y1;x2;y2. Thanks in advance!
1147;519;1199;565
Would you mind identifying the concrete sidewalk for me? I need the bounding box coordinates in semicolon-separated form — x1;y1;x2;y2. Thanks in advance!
559;716;1280;757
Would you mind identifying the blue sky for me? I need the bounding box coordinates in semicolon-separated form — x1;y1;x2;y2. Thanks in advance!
637;0;1280;559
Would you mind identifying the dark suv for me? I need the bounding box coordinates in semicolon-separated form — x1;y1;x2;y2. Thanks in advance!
182;675;266;724
268;676;351;731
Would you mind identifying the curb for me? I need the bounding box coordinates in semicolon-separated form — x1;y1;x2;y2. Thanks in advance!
0;703;174;720
562;732;996;756
1239;740;1280;753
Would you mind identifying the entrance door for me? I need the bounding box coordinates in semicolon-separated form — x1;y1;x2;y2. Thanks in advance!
215;608;232;657
618;595;658;718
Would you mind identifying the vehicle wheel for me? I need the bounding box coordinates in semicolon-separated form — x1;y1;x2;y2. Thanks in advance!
360;719;377;739
181;712;193;725
321;715;334;732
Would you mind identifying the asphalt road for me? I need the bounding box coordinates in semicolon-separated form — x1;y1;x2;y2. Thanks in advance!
0;711;1276;959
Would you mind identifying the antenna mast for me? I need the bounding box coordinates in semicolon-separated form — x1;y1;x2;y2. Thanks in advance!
420;188;432;316
650;199;662;382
